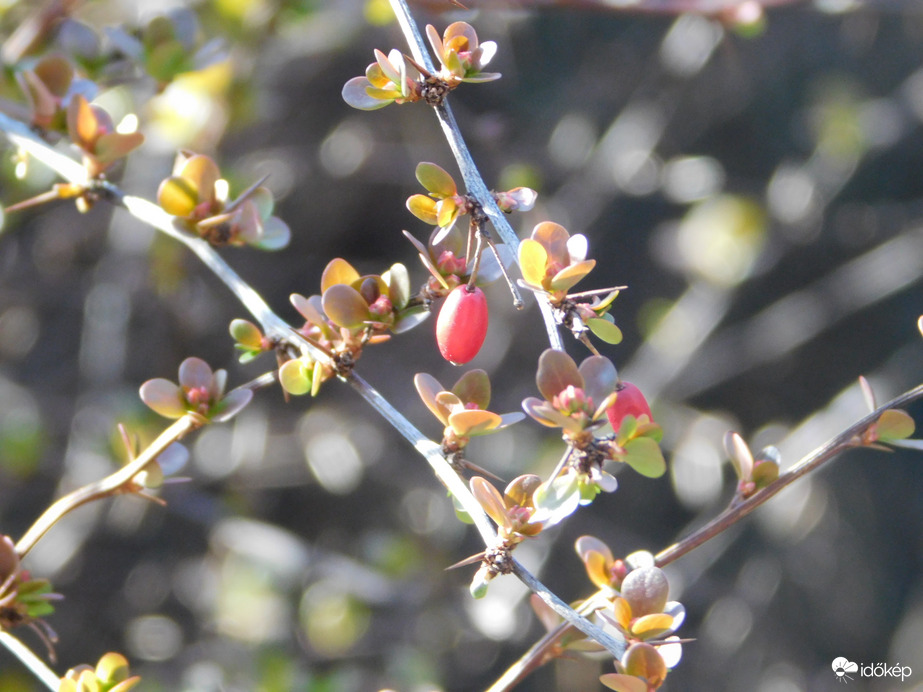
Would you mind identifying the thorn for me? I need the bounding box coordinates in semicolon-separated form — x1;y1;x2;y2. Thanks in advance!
445;552;486;571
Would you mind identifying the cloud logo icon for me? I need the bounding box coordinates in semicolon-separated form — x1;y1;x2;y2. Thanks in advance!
832;657;859;683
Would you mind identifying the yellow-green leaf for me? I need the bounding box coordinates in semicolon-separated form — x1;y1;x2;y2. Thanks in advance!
518;238;548;288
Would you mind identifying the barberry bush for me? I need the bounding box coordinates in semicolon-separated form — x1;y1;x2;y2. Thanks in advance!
1;1;922;691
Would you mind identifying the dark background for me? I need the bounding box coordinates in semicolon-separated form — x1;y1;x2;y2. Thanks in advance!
1;1;923;690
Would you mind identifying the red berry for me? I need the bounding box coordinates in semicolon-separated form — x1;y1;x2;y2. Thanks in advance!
606;381;653;430
436;285;488;365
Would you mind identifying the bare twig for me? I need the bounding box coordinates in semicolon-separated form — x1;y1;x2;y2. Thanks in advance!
0;632;59;691
15;414;204;558
654;381;923;567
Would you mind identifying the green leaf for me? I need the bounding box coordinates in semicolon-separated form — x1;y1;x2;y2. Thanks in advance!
549;259;595;292
452;369;491;409
416;162;457;197
588;317;623;344
279;359;312;396
531;473;580;527
877;409;915;442
624;437;666;478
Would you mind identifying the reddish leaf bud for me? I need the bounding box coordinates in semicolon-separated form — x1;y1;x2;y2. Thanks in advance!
436;285;488;365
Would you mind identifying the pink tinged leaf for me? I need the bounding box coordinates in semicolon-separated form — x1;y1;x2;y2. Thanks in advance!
93;131;144;164
444;22;479;51
471;476;512;530
507;187;537;211
279;359;312;396
621;567;669;617
522;397;571;428
342;76;390;110
452;368;491;409
859;375;876;411
211;387;253;423
321;258;361;293
139;379;186;418
414;372;451;424
623;437;666;478
599;674;649;692
425;24;445;67
230;318;263;348
723;431;753;481
588;317;623;345
290;293;324;325
535;348;583;402
530;221;571;265
578;356;618;412
322;283;370;329
518;238;548;288
179;357;214;391
549;259;596;292
622;642;668;687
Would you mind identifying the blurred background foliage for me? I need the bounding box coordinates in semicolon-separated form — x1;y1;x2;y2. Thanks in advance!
1;0;923;690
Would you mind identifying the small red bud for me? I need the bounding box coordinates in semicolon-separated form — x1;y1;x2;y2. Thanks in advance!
436;285;488;365
606;381;653;430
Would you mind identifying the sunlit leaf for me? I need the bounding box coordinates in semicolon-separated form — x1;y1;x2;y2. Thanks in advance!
321;258;362;293
449;409;501;437
531;473;580;527
322;283;369;329
531;221;570;265
624;437;666;478
518;238;548;288
416;162;457;198
471;476;511;530
549;259;595;292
